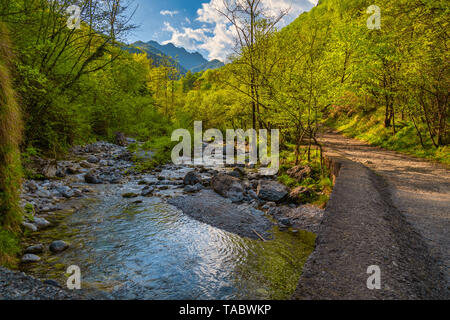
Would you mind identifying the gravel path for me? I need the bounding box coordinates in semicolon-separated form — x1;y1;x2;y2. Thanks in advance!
320;132;449;291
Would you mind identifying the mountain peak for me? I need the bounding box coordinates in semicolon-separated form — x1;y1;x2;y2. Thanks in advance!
131;40;224;73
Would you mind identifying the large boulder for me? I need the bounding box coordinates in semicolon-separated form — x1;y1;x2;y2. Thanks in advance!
168;190;273;240
183;171;202;186
211;173;244;203
257;180;289;203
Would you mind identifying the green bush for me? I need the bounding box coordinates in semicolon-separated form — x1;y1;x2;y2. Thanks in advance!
0;228;21;267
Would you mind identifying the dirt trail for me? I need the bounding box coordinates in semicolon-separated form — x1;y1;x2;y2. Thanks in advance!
320;132;450;287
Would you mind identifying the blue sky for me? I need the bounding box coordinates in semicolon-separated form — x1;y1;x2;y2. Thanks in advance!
126;0;317;62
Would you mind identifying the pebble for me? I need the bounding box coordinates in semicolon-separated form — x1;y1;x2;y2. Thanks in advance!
33;217;51;230
25;244;44;254
22;222;38;232
21;254;41;263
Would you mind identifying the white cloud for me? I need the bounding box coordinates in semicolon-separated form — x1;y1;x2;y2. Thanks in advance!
160;10;179;17
198;22;235;62
163;0;314;61
162;22;210;52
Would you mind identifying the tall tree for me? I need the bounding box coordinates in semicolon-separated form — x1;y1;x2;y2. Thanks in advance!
217;0;287;130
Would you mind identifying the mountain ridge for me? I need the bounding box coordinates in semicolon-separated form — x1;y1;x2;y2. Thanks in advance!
128;40;224;74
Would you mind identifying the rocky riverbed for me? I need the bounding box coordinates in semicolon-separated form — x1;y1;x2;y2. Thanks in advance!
1;139;323;300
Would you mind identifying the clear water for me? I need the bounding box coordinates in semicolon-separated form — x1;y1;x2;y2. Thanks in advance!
23;182;316;300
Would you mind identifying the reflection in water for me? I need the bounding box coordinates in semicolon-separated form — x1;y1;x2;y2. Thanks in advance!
23;183;316;300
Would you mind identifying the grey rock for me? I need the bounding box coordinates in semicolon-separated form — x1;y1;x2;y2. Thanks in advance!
25;244;44;254
98;160;110;167
84;171;102;184
56;186;73;199
33;217;51;230
72;189;83;197
211;173;244;203
233;167;246;177
183;171;202;186
141;186;155;197
36;189;52;198
66;165;81;174
184;183;204;193
248;189;258;199
257;180;289;202
21;254;41;263
247;173;260;180
87;155;100;164
49;240;69;254
22;222;38;232
227;171;241;178
280;218;293;227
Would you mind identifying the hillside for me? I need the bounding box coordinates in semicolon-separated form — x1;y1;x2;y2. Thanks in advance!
123;42;187;75
191;59;225;73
